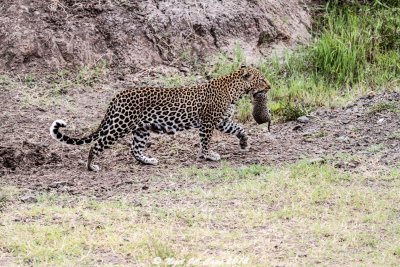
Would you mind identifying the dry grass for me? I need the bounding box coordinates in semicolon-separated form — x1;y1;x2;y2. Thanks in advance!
1;161;399;266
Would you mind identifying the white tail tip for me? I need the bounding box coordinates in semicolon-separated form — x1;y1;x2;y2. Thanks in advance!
50;119;67;140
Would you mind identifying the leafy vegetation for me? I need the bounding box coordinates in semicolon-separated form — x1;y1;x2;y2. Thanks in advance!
262;1;399;121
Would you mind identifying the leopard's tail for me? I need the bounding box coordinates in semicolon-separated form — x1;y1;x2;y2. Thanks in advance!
49;119;100;145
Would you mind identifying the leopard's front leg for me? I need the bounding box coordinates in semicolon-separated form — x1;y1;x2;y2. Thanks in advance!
199;123;220;161
217;119;249;152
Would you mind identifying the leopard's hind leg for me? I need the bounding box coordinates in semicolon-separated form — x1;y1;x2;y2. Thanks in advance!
131;129;158;165
87;125;130;171
199;123;221;161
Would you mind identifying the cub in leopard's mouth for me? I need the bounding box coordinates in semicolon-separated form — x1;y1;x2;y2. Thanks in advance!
49;66;271;171
252;90;272;131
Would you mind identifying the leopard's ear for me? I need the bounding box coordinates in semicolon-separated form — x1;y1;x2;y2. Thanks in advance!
242;69;254;81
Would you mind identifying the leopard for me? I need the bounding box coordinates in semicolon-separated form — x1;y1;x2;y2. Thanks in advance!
49;66;271;171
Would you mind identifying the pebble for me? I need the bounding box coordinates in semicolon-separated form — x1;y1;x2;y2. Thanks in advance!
296;252;308;258
49;181;69;188
308;157;326;165
292;125;303;131
20;194;37;203
297;116;310;123
142;185;149;190
337;136;350;143
131;199;143;207
377;118;385;124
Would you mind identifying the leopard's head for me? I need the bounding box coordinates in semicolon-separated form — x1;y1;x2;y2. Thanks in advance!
238;66;271;98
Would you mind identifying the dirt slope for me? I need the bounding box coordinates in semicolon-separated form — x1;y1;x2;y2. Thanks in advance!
0;0;311;74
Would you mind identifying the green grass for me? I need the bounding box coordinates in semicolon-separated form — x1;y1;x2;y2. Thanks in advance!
1;161;399;266
369;101;400;114
212;2;400;122
388;131;400;140
210;43;247;78
0;75;10;86
24;74;36;88
367;143;385;153
259;1;400;121
75;60;108;86
236;96;253;123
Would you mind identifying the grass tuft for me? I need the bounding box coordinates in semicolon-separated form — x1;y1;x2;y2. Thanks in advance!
0;194;8;213
369;101;400;114
236;97;253;123
75;60;108;86
388;131;400;140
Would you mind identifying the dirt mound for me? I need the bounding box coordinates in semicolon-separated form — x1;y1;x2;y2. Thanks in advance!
0;141;60;175
0;0;311;74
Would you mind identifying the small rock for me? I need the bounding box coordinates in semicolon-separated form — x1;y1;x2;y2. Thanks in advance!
297;116;310;123
142;185;149;190
292;125;303;131
337;136;350;143
297;252;308;258
334;161;345;168
179;66;190;73
377;118;385;124
49;181;69;188
308;158;326;165
19;5;29;13
131;199;143;207
20;194;37;203
347;162;357;168
39;142;49;148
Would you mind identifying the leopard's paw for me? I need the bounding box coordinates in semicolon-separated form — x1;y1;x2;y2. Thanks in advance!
240;144;250;153
138;156;159;166
88;164;100;172
203;151;221;161
145;157;159;165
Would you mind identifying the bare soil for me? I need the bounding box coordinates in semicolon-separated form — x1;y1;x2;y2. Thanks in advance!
0;0;311;75
1;81;399;198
